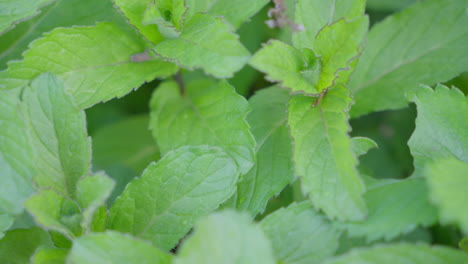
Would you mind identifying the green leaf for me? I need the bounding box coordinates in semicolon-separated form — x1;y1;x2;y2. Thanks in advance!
229;86;294;216
32;247;68;264
461;237;468;252
335;177;438;242
366;0;416;11
0;0;54;35
260;202;341;264
0;23;177;108
351;137;378;157
0;214;14;239
322;243;468;264
0;227;53;264
21;73;90;197
0;0;122;69
25;190;81;239
408;85;468;177
175;210;275;264
153;13;250;78
185;0;269;30
288;85;367;221
0;90;34;218
350;0;468;117
250;40;321;94
67;231;172;264
293;0;366;50
426;158;468;233
109;146;239;251
150;79;255;174
142;0;186;39
76;173;115;232
113;0;164;44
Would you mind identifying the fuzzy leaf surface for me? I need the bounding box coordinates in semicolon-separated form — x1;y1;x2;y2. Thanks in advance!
175;210;275;264
408;85;468;177
260;202;341;264
109;146;239;251
350;0;468;117
150;79;255;174
288;85;366;221
0;0;54;34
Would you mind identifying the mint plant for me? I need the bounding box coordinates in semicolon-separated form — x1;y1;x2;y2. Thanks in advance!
0;0;467;263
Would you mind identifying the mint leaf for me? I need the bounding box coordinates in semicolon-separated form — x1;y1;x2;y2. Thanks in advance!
335;177;437;242
323;244;468;264
67;231;172;264
0;23;177;108
229;86;294;216
260;202;341;264
352;137;378;157
408;85;468;177
0;0;54;35
350;0;468;117
426;158;468;233
0;227;53;264
21;73;90;197
150;79;255;174
293;0;366;50
250;40;321;94
288;85;366;221
142;0;186;39
109;146;239;251
175;210;275;264
32;247;68;264
0;214;14;239
185;0;269;30
153;13;250;78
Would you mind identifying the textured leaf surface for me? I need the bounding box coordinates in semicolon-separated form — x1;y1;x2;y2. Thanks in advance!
323;244;468;264
335;177;438;242
0;23;177;108
408;85;468;177
175;210;275;264
351;137;378;157
21;73;90;196
150;79;255;174
0;0;54;34
427;158;468;233
142;0;186;39
293;0;366;50
109;146;239;251
0;227;53;264
153;13;250;78
288;85;366;221
250;40;321;94
350;0;468;117
32;248;68;264
67;231;171;264
230;86;294;216
260;202;341;264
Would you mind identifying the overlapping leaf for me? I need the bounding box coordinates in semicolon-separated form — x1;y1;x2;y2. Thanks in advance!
350;0;468;117
351;137;378;157
109;146;239;251
0;0;54;35
0;227;53;264
32;248;68;264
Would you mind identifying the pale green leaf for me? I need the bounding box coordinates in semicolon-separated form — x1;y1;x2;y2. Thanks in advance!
250;40;321;94
113;0;164;44
175;210;275;264
230;86;294;216
408;85;468;177
0;0;123;69
293;0;366;50
0;0;54;35
335;177;438;242
150;79;255;174
25;190;81;239
67;231;172;264
153;13;250;78
323;244;468;264
0;213;14;239
32;248;68;264
352;137;378;157
109;146;239;251
185;0;269;29
426;158;468;233
0;23;177;108
260;202;341;264
350;0;468;117
21;73;90;197
76;173;115;232
142;0;186;39
288;85;366;221
0;227;53;264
